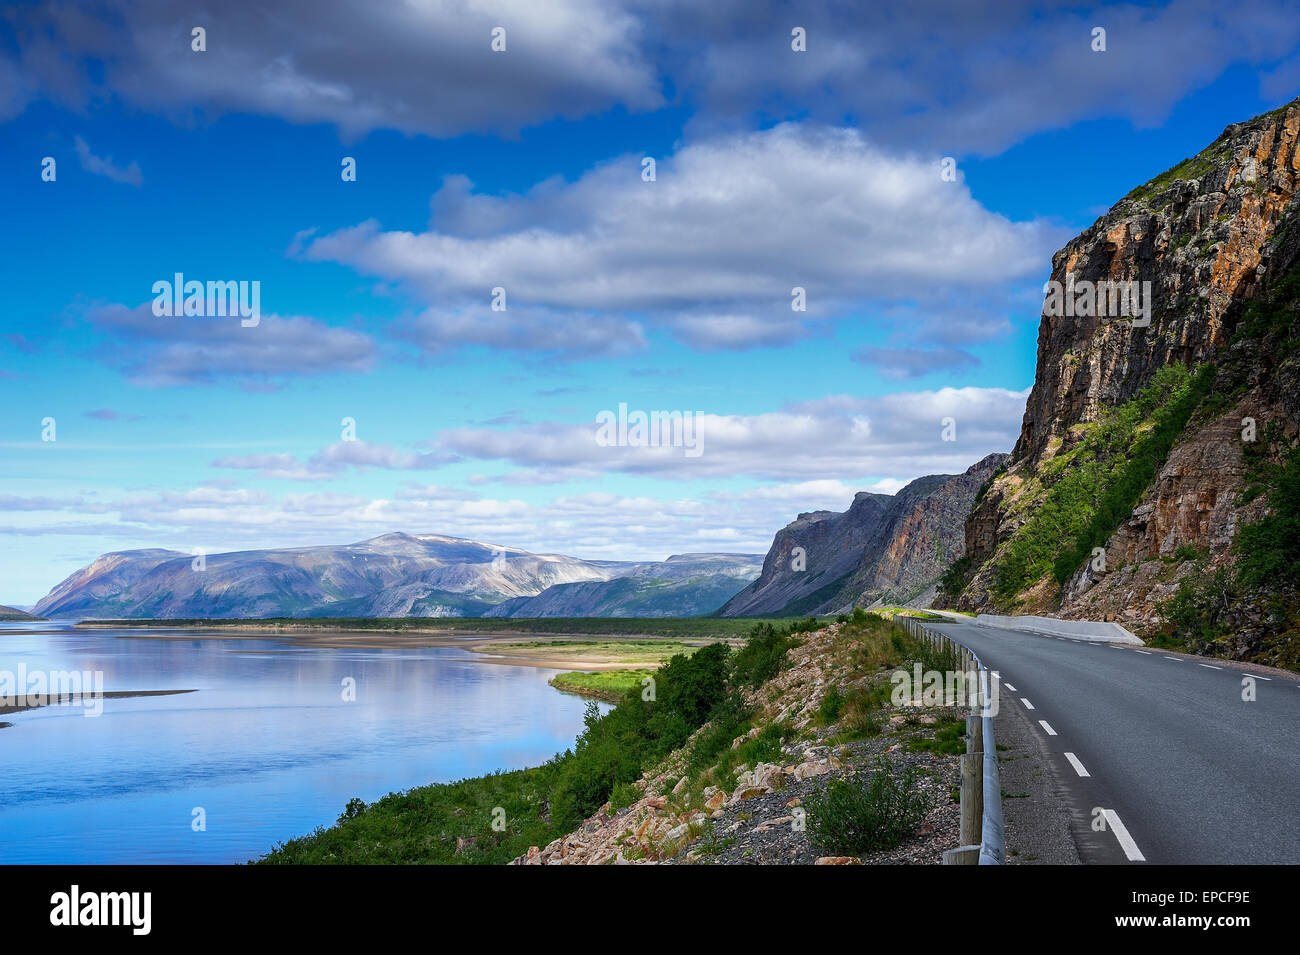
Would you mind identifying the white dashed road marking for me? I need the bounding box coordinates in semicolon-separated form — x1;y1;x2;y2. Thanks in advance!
1199;664;1222;670
1064;752;1090;777
1134;650;1152;655
1020;698;1035;710
1038;720;1057;736
1163;656;1182;662
1101;809;1146;862
1004;684;1017;692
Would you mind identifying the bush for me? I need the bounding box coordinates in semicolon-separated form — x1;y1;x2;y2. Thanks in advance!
730;620;805;689
806;762;934;856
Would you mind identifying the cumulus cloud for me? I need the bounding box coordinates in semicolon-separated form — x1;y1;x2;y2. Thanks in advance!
86;303;376;387
5;0;661;138
643;0;1300;155
7;1;1297;154
431;385;1026;482
302;124;1060;357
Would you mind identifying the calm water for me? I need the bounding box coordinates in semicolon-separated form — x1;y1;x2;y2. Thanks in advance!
0;622;601;864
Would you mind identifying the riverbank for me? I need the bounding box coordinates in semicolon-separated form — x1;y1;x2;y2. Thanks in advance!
75;627;723;671
547;669;656;702
64;619;752;671
259;612;970;865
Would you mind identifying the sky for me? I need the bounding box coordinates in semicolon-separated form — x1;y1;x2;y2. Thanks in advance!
1;0;1299;605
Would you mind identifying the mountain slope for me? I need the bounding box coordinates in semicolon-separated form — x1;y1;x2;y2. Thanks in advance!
0;604;42;621
32;534;762;620
720;455;1007;616
944;97;1300;665
485;554;762;617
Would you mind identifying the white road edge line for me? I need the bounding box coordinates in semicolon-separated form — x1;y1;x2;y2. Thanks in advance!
1020;698;1035;710
1199;663;1223;670
1102;809;1146;862
1064;752;1090;777
1134;650;1152;655
1038;720;1057;736
1163;656;1182;661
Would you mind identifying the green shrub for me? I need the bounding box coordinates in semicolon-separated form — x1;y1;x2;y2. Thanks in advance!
730;620;805;689
806;762;934;856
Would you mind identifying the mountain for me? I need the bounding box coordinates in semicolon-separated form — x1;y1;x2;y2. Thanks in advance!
942;98;1300;667
485;554;762;617
0;604;42;621
31;533;762;620
719;455;1007;616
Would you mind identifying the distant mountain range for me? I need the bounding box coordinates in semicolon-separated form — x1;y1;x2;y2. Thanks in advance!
720;455;1007;616
31;455;1013;622
31;533;764;620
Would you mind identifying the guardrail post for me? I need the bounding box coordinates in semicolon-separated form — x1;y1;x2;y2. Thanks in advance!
943;846;980;865
960;752;983;846
966;713;982;754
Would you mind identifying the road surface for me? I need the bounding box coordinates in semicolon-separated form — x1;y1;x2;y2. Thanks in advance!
927;617;1300;864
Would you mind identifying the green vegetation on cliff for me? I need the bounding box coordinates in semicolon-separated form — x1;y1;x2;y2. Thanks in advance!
989;363;1214;603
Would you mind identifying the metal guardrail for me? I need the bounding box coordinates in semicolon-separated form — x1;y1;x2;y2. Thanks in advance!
897;616;1005;866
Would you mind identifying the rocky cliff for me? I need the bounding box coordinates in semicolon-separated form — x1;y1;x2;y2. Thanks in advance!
721;454;1007;616
946;97;1300;666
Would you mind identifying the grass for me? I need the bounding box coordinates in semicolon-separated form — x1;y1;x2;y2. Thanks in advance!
906;715;967;756
496;639;702;663
548;669;656;702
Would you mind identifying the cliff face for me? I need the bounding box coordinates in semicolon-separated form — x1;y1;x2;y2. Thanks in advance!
951;98;1300;659
722;454;1007;616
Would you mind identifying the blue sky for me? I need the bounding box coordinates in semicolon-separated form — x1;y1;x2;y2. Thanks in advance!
2;0;1299;604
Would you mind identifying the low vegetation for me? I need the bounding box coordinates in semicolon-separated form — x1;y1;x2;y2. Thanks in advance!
806;762;934;856
989;363;1214;602
1158;436;1300;669
548;669;655;702
259;609;959;864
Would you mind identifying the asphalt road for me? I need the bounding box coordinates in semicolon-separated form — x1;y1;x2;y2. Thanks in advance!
928;618;1300;864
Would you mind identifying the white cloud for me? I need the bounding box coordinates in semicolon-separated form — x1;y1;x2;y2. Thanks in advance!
301;124;1060;356
88;303;376;387
7;0;661;139
73;136;142;186
213;442;457;480
432;386;1028;482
